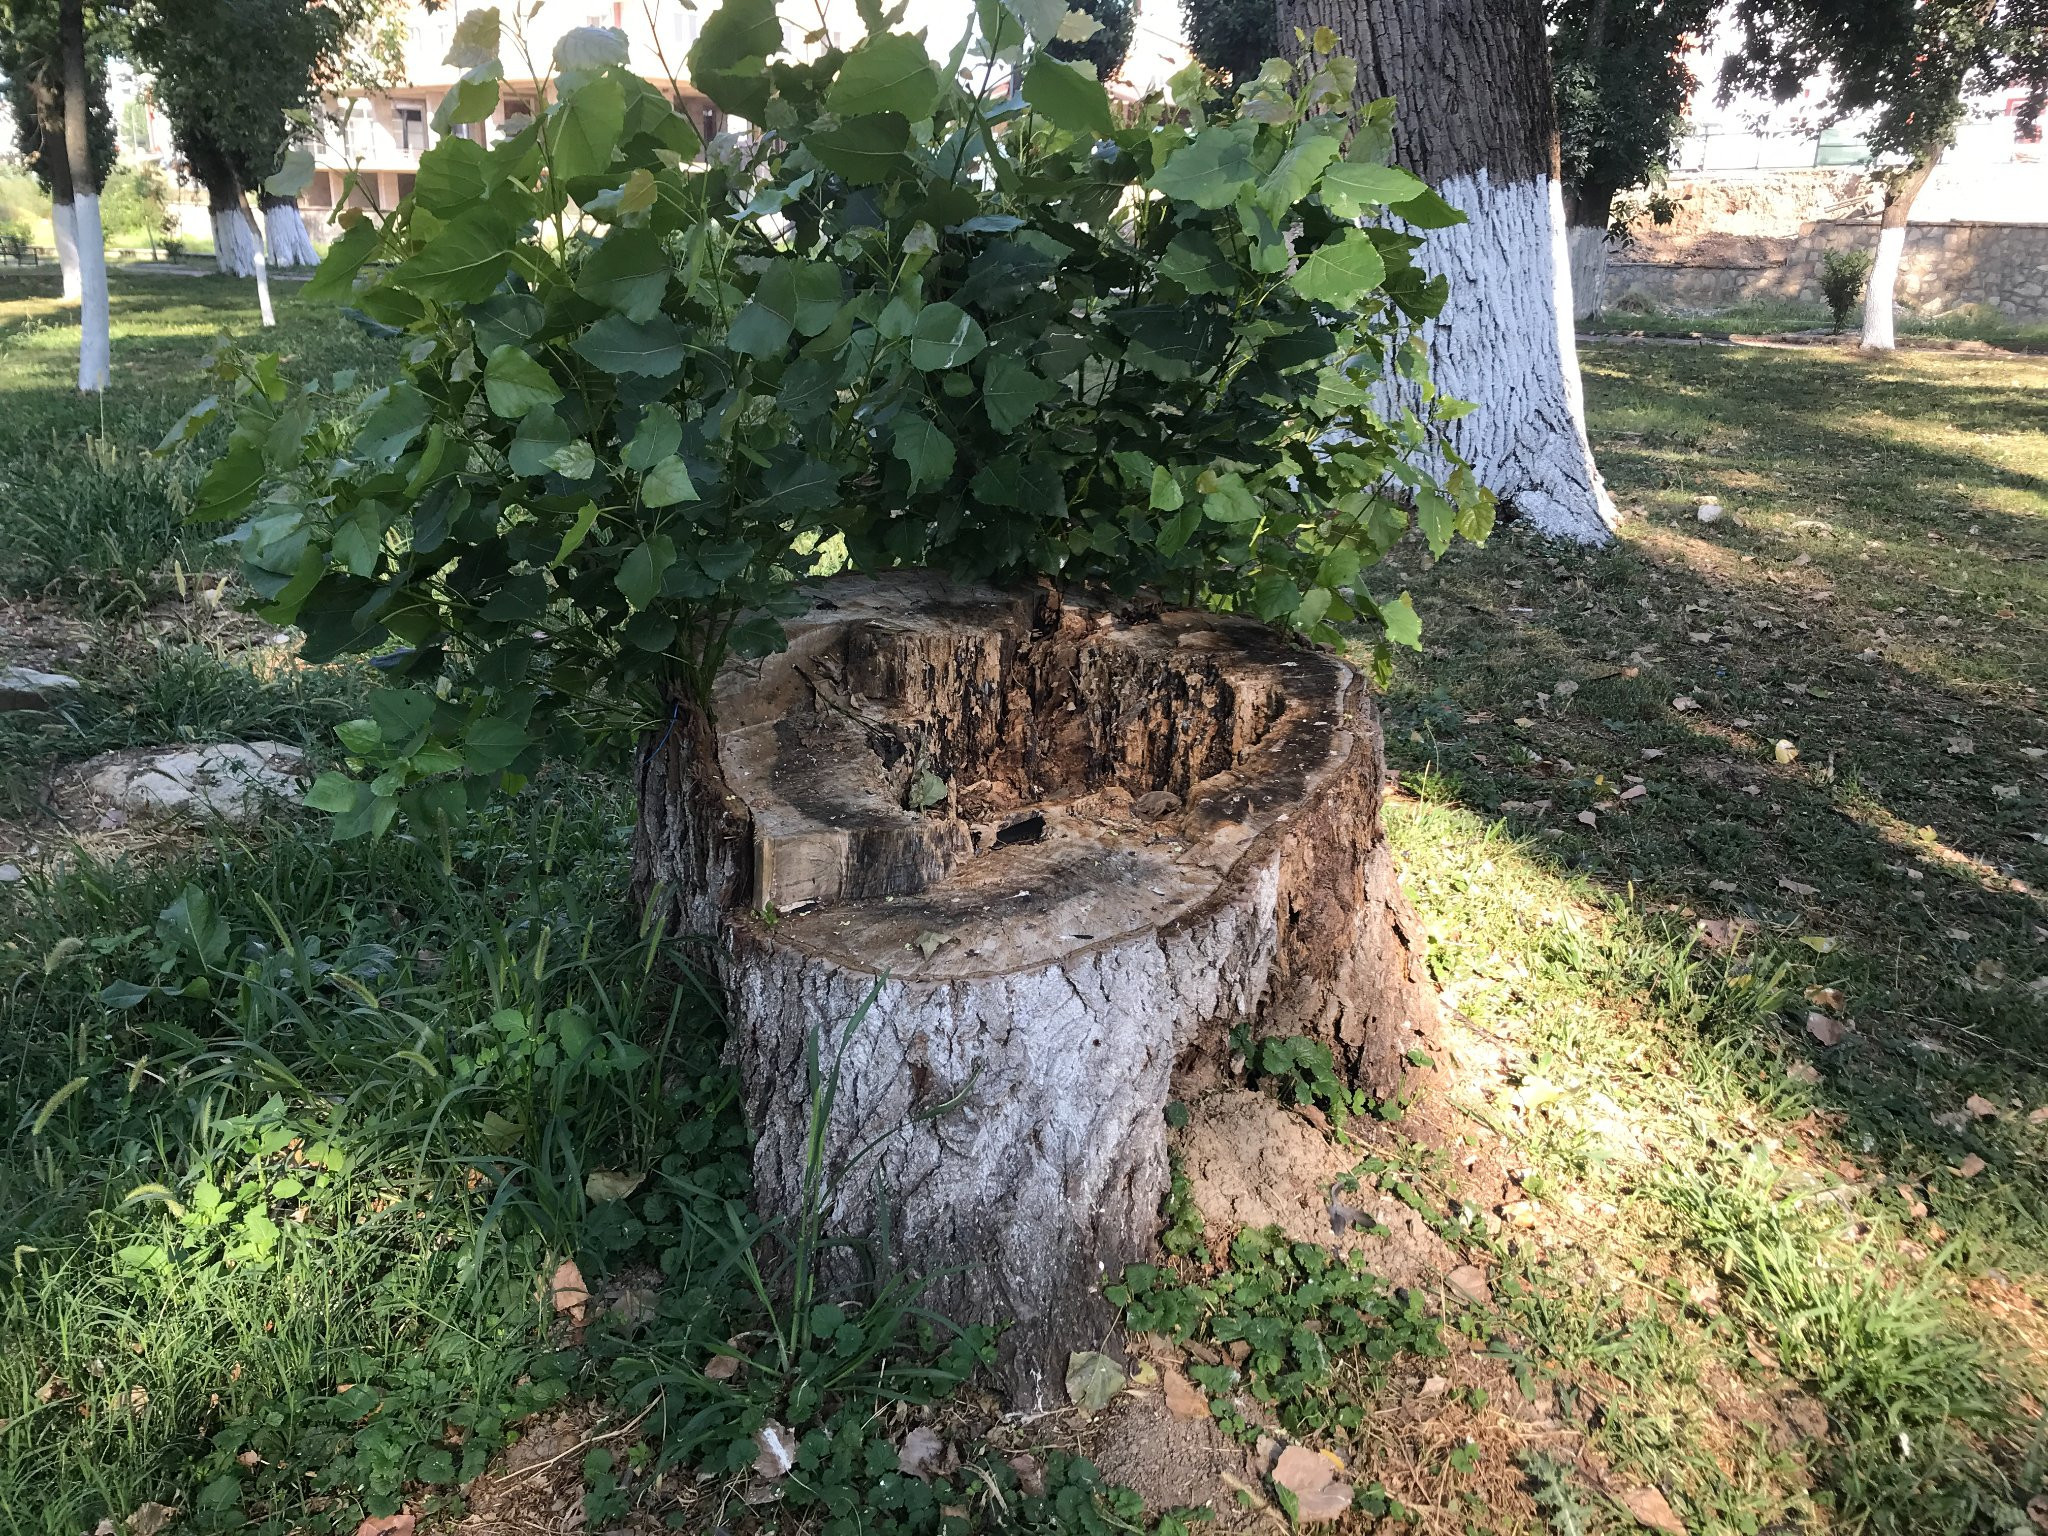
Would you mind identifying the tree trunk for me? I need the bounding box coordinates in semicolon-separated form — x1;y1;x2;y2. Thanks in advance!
1862;150;1939;352
260;193;321;267
1279;0;1615;543
1566;224;1609;320
52;197;82;302
59;0;107;393
635;574;1439;1409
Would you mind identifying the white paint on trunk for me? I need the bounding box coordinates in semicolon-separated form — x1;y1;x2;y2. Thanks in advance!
52;198;81;302
1861;222;1906;351
252;242;275;328
73;191;109;393
1566;223;1610;321
263;200;321;267
1416;171;1616;544
211;208;260;279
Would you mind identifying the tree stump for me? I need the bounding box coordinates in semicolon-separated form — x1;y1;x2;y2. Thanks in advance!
633;572;1437;1409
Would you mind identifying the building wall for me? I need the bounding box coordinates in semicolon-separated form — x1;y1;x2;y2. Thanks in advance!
1608;168;2048;320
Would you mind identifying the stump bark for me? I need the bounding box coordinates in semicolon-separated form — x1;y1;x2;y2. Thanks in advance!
633;573;1436;1409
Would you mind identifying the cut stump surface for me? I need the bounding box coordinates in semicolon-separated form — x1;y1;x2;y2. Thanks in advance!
635;573;1436;1408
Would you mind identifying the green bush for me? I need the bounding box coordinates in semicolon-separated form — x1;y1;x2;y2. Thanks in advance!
190;0;1494;839
1821;246;1876;331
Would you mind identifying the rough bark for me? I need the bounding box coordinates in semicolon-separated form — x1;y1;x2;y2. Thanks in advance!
635;574;1438;1408
58;0;107;392
1278;0;1616;543
1566;223;1609;320
260;193;321;267
1862;150;1940;352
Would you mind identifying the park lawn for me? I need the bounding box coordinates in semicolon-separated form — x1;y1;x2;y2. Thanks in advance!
1;274;2045;1534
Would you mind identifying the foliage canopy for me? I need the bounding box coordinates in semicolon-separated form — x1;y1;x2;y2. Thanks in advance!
1548;0;1715;230
190;0;1491;838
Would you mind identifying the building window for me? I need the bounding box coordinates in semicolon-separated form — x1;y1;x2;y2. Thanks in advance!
395;103;426;152
396;172;417;199
305;171;333;209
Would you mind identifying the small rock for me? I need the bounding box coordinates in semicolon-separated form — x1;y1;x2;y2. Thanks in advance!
83;743;307;823
1695;500;1724;523
0;863;21;884
1444;1264;1492;1306
1133;789;1182;822
0;665;82;711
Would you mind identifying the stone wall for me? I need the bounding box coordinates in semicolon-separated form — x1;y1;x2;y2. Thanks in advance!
1605;168;2048;320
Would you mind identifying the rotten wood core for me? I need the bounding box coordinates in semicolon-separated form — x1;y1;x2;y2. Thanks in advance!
633;572;1438;1408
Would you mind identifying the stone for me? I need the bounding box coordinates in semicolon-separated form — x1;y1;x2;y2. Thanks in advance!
83;742;307;823
0;666;82;711
0;863;22;883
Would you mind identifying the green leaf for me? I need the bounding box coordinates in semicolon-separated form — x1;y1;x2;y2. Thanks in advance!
616;534;675;610
574;228;671;322
828;32;941;120
551;73;626;183
1201;473;1261;524
1377;591;1422;649
908;302;986;371
433;62;503;132
892;413;955;491
641;456;699;507
1159;228;1234;295
189;443;264;523
1319;161;1427;218
1022;55;1113;137
354;384;432;463
1065;1350;1124;1414
262;146;316;199
621;404;682;469
510;405;572;477
1415;488;1455;558
305;771;370;814
1148;465;1183;511
1392;187;1467;229
552;501;599;566
1256;131;1341;217
544;440;597;479
807;113;911;185
483;345;563;418
1149;123;1258;210
445;6;502;67
696;539;752;582
727;301;791;359
1290;230;1388;307
982;352;1056;431
394;205;517;303
414;135;491;212
574;313;686;376
303;219;378;303
687;0;782;120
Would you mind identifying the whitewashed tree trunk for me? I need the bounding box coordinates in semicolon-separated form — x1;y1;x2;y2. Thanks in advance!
1280;0;1616;544
211;207;260;278
251;237;276;328
635;574;1440;1409
72;192;109;391
59;0;107;394
1860;151;1938;353
52;197;82;301
1567;223;1609;321
261;197;321;267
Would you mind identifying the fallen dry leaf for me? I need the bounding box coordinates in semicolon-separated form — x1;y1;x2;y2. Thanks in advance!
897;1425;954;1480
1162;1364;1210;1420
1805;986;1845;1014
1672;696;1699;712
1418;1374;1450;1398
1786;1060;1822;1085
1806;1013;1851;1047
583;1169;644;1203
549;1259;589;1322
1965;1095;1999;1120
2029;1106;2048;1126
2026;1491;2048;1533
1774;739;1799;764
1065;1350;1125;1414
1445;1264;1492;1306
352;1516;412;1536
1778;876;1818;897
129;1506;180;1536
1271;1444;1353;1522
1008;1453;1046;1499
1953;1154;1987;1179
1619;783;1648;801
703;1347;743;1382
1617;1484;1686;1534
753;1421;797;1479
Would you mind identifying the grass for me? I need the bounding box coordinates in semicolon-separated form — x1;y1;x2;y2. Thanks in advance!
5;276;2047;1532
0;270;391;610
1359;336;2048;1532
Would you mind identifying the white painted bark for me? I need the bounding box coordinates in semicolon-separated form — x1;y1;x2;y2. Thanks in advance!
52;198;81;302
211;208;260;279
252;241;275;328
1421;172;1617;543
1566;223;1609;321
73;191;108;392
1861;223;1906;352
263;200;321;267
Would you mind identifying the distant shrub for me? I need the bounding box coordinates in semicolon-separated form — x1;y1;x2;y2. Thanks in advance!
1821;248;1876;332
